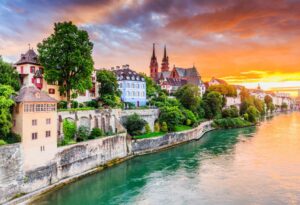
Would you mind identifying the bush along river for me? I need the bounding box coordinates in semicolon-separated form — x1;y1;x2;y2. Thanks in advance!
32;112;300;205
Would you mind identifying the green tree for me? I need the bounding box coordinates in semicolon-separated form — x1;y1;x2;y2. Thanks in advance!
0;58;20;91
124;113;147;136
89;128;103;139
246;106;260;123
38;21;94;103
63;119;77;141
253;98;265;115
140;73;160;98
77;125;90;141
208;84;237;97
222;105;239;118
202;91;223;119
175;84;201;112
0;85;15;138
159;106;184;131
96;70;121;107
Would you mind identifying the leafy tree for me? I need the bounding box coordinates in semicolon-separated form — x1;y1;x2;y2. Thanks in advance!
182;108;197;126
140;73;160;97
0;58;20;91
246;106;260;123
124;113;147;136
96;69;121;107
175;84;201;112
38;21;94;103
253;98;265;115
222;105;239;118
159;106;184;131
63;119;77;141
0;85;15;138
208;84;237;97
202;91;223;119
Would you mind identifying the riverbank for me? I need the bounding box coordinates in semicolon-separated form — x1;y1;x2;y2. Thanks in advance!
5;120;214;205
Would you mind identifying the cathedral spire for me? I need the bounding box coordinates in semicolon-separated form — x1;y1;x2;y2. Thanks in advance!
152;43;156;59
150;43;158;80
161;44;169;72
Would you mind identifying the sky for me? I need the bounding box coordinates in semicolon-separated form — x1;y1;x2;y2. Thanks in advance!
1;0;300;96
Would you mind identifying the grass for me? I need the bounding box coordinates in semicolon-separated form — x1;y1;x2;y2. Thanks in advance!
174;125;193;132
132;132;165;139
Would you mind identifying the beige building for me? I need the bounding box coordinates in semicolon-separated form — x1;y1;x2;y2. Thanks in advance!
12;86;58;171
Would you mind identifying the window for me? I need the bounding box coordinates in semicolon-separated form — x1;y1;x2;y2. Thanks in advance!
127;83;129;88
32;133;38;140
31;78;35;83
119;83;122;88
40;146;45;152
127;91;130;96
132;83;134;88
32;119;37;126
48;88;55;94
46;131;51;138
46;118;51;124
30;66;35;73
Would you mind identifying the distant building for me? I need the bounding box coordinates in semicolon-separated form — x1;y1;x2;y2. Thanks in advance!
208;77;228;87
149;44;205;95
12;86;57;171
114;65;147;107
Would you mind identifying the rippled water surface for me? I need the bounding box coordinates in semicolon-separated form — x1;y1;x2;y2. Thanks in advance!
33;113;300;205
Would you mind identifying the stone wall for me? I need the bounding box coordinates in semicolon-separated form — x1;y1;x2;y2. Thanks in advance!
21;133;128;193
131;121;213;155
0;143;23;204
120;109;159;131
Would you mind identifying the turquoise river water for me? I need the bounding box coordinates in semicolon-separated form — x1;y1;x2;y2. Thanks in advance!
32;112;300;205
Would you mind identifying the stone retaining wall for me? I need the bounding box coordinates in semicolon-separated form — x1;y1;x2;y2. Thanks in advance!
0;143;23;204
131;121;213;155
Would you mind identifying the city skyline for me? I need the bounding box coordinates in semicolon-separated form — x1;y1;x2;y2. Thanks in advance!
1;0;300;95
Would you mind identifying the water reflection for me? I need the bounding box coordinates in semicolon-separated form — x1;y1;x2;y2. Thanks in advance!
33;113;300;205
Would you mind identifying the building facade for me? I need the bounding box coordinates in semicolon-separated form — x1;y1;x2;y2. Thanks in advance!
12;86;57;171
114;65;147;107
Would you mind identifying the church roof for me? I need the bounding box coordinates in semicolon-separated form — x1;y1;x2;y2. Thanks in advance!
175;67;200;78
158;71;171;79
15;49;40;65
161;78;187;86
15;86;56;103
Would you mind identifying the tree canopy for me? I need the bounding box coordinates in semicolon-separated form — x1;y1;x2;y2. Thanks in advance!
124;113;147;136
0;85;15;138
140;73;160;98
175;84;201;112
208;84;237;97
96;69;121;107
0;58;20;91
37;21;94;102
202;91;224;119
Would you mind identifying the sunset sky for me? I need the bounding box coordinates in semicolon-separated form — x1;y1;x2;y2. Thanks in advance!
1;0;300;96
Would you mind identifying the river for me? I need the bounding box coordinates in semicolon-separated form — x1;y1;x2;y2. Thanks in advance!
32;112;300;205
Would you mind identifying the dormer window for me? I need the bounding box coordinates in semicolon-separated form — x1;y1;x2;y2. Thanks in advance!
30;66;35;73
35;92;41;99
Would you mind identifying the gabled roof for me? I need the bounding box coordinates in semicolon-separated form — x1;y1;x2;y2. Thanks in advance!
210;77;227;85
15;86;56;103
174;67;200;78
161;78;187;86
158;71;171;79
15;49;40;65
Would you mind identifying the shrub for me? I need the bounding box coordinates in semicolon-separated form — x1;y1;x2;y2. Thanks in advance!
213;117;252;129
222;105;239;118
159;106;184;131
89;128;103;139
58;101;68;109
161;122;168;132
154;122;160;132
71;100;79;108
246;106;260;123
79;103;84;108
145;124;151;134
63;120;76;141
182;109;197;126
124;113;147;136
3;132;21;144
77;126;90;142
85;100;99;108
186;119;192;126
0;140;7;146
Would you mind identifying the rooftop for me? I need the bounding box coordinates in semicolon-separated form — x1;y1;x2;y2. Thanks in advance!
15;86;57;103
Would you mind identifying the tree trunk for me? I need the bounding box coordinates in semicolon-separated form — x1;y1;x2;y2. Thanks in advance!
67;89;71;108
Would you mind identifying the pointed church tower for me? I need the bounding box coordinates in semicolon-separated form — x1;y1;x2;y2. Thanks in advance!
161;45;169;72
150;43;158;79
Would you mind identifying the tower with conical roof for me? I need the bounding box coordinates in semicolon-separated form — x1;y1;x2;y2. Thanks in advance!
150;43;158;79
161;45;169;72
